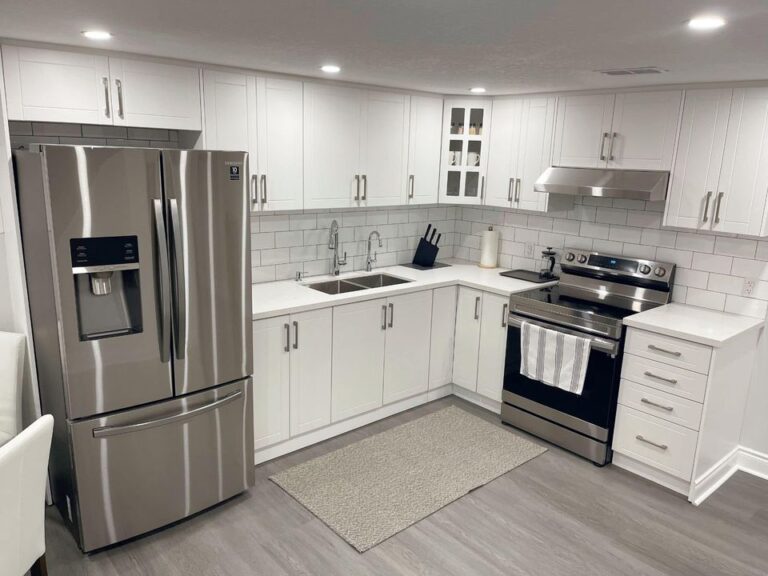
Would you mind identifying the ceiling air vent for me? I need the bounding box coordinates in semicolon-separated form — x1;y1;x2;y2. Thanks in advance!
597;66;668;76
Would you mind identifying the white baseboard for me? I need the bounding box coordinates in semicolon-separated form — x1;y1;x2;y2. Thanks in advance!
451;385;501;414
612;453;690;496
738;446;768;481
690;447;740;506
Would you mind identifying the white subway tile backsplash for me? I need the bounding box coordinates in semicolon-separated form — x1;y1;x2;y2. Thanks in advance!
275;230;304;248
675;269;709;289
608;226;642;244
756;241;768;261
290;213;318;230
685;288;726;311
261;215;291;232
714;237;758;258
580;222;610;240
724;295;768;319
707;273;743;295
251;232;275;250
261;248;290;265
676;233;715;253
691;252;733;274
595;207;627;225
641;229;677;248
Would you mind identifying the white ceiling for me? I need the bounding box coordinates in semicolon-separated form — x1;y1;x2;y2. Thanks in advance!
1;0;768;95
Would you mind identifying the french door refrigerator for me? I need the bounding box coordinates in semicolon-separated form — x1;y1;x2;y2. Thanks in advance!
14;145;254;552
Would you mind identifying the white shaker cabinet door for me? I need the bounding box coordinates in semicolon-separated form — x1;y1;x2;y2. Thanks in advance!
609;90;682;170
332;298;386;421
406;95;444;205
289;308;332;436
2;45;111;124
552;93;615;168
664;89;732;230
303;82;362;209
516;96;558;211
383;290;432;404
476;293;508;402
429;286;458;389
485;97;523;208
202;70;258;153
256;77;304;211
713;87;768;236
452;287;483;391
109;58;202;130
252;316;290;449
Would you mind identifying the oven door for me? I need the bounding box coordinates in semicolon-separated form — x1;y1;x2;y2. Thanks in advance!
503;314;624;441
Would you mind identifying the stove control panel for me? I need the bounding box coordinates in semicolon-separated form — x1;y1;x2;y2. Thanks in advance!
561;247;675;287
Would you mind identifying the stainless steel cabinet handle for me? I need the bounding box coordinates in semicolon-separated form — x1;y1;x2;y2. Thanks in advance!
480;176;485;199
292;320;298;349
169;199;187;360
355;175;360;202
515;178;521;202
635;435;668;450
714;192;724;224
643;371;678;385
501;303;508;328
153;199;171;363
388;303;394;328
474;296;480;320
250;174;258;211
93;390;243;438
284;323;290;352
702;191;712;223
608;132;617;161
641;398;674;412
600;132;609;161
647;344;682;357
102;77;111;118
409;175;415;199
115;79;124;119
508;177;514;201
361;174;368;201
381;304;387;330
261;174;267;205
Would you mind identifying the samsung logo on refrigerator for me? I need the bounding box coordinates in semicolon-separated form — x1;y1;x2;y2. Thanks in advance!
227;164;242;181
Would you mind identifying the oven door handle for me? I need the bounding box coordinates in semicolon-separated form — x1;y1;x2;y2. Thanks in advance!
506;314;619;355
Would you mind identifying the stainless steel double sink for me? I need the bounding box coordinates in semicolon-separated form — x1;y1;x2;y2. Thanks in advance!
306;273;411;295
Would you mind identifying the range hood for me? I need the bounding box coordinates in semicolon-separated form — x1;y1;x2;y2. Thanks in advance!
534;167;669;202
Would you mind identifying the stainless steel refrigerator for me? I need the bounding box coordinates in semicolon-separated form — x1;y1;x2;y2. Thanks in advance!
14;145;254;552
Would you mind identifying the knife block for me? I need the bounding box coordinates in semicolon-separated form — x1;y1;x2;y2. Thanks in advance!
412;238;439;267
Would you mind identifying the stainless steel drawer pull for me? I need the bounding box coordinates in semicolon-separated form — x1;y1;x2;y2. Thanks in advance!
388;302;394;328
93;391;243;438
292;320;299;349
474;296;480;320
647;344;682;357
635;435;668;450
284;323;291;352
643;371;678;385
641;398;674;412
703;191;712;223
501;303;508;328
381;304;387;330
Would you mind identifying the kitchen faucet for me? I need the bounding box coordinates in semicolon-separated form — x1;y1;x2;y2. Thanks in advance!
328;219;347;276
366;230;382;272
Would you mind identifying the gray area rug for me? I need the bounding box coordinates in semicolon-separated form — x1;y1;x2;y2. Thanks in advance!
270;405;546;552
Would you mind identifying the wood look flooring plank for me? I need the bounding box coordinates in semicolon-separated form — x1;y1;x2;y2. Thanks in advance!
44;397;768;576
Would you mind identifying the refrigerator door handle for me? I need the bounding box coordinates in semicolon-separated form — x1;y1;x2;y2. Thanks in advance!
169;198;187;360
153;199;171;363
92;390;243;438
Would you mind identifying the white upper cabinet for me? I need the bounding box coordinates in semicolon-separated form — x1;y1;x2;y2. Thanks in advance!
359;91;410;207
439;98;493;205
486;98;523;208
2;45;202;130
553;91;681;170
256;77;304;211
2;45;111;124
406;95;444;205
303;82;363;209
553;94;615;168
108;58;201;130
203;70;257;153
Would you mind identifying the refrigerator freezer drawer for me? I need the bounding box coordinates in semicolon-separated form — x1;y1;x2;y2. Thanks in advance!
69;378;254;552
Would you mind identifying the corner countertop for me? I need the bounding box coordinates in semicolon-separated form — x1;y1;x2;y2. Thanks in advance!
252;259;552;320
623;303;765;347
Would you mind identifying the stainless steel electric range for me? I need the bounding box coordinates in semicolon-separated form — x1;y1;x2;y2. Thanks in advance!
501;248;676;465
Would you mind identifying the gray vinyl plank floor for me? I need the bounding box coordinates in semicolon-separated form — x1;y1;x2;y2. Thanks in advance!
45;397;768;576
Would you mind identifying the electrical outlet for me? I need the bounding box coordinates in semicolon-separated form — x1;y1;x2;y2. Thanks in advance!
742;278;757;297
524;242;535;258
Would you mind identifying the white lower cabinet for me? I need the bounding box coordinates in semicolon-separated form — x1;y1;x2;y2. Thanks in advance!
429;286;458;389
332;298;387;421
252;316;290;449
476;293;508;402
452;287;483;390
383;290;433;404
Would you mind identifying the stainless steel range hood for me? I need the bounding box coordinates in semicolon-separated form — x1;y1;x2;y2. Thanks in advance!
534;167;669;202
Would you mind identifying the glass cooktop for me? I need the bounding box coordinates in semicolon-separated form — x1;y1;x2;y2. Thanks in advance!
512;284;637;321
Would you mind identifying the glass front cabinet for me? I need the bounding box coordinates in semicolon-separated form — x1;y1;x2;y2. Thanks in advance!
438;98;493;205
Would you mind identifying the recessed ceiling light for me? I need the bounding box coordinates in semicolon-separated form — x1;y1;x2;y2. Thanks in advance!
82;30;113;40
688;15;726;30
320;64;341;74
470;87;486;94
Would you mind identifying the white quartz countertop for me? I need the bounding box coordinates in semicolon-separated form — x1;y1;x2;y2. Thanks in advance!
252;260;552;320
623;303;765;347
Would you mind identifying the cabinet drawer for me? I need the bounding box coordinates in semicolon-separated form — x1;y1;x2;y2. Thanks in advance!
625;329;712;374
613;405;697;481
618;380;703;430
621;353;708;403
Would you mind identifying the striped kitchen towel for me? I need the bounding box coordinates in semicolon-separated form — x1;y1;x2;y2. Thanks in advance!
520;321;591;395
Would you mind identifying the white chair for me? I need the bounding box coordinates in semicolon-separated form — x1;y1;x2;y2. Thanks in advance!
0;414;54;576
0;331;26;448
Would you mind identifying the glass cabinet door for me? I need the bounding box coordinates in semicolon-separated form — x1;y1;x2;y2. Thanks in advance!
439;99;492;204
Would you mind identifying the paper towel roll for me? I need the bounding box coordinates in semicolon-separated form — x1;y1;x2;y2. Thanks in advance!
479;227;500;268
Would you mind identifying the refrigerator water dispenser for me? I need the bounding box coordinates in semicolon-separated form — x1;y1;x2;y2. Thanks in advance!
70;236;143;340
